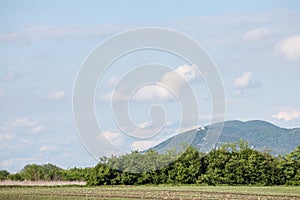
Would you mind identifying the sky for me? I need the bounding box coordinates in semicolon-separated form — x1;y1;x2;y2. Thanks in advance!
1;0;300;172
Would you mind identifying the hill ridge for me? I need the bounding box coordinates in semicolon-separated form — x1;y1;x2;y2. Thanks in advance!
149;120;300;155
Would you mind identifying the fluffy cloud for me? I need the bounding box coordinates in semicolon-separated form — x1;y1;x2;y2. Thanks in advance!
233;72;252;88
138;121;151;129
101;130;127;147
243;27;269;41
159;64;197;94
275;35;300;60
47;90;65;100
233;72;261;96
273;109;300;121
14;118;38;127
103;65;198;101
38;145;59;152
4;118;44;135
131;84;173;101
171;64;197;82
137;120;172;129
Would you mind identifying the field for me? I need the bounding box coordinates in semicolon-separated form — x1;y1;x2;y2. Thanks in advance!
1;185;300;200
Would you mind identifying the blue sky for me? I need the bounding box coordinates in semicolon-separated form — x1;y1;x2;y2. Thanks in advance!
1;0;300;172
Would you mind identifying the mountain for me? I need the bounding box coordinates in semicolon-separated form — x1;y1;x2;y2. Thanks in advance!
149;120;300;155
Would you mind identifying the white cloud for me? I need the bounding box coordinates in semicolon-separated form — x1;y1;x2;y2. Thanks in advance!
131;140;160;151
132;84;173;101
198;115;212;120
233;72;252;88
101;130;126;147
138;121;151;129
30;125;44;133
243;27;269;41
275;35;300;60
160;64;197;94
8;118;44;134
137;120;171;129
103;65;198;102
273;109;300;121
173;64;198;82
47;90;65;100
14;118;37;127
233;72;261;96
38;145;59;152
0;133;15;141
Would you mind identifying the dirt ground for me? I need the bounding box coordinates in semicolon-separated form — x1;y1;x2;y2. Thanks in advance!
0;185;300;200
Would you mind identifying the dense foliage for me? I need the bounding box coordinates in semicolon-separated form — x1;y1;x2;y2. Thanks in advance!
3;140;300;186
6;164;91;182
86;141;300;186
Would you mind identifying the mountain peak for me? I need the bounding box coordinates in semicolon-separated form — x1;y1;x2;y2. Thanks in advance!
205;120;281;132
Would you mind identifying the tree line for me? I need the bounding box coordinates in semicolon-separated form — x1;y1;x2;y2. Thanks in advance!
0;163;92;182
1;140;299;186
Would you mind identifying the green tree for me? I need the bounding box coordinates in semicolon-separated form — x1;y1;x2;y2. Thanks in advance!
7;173;24;181
21;164;43;181
281;146;300;185
41;163;63;181
87;163;117;186
172;146;202;184
200;144;231;185
63;167;92;181
0;170;9;180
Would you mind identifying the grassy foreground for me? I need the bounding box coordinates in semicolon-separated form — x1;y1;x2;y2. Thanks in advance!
0;185;300;200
